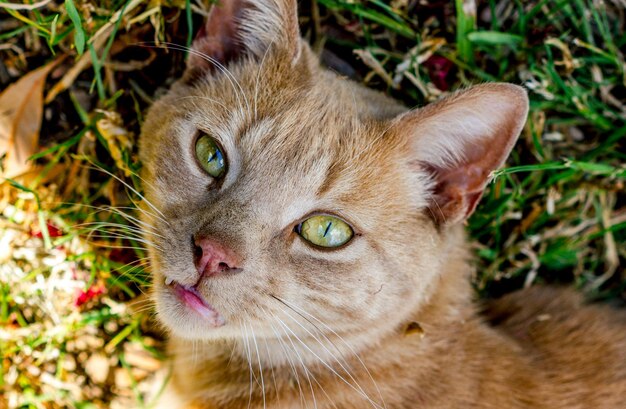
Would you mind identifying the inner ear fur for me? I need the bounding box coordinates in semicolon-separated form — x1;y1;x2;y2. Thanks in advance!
391;83;529;225
186;0;301;77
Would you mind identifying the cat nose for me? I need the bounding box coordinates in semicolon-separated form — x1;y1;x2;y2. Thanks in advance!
193;236;242;277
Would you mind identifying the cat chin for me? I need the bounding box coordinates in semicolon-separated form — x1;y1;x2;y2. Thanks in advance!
157;310;236;341
156;287;274;342
156;289;232;339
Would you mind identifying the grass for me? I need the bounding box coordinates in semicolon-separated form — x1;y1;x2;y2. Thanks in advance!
1;0;624;407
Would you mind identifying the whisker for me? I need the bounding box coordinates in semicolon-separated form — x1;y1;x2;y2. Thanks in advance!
108;257;152;292
77;230;161;249
151;42;252;122
227;337;240;369
79;160;170;225
56;201;164;235
272;311;318;409
272;298;374;404
248;322;266;409
273;297;387;409
81;231;161;248
129;197;172;229
272;308;382;409
130;301;158;316
86;243;151;252
260;318;280;407
82;233;163;252
242;322;255;409
95;206;163;236
265;313;307;408
77;226;159;242
308;368;339;409
73;222;163;251
56;202;163;230
72;220;162;240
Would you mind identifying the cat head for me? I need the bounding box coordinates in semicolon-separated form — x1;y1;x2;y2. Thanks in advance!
139;0;528;347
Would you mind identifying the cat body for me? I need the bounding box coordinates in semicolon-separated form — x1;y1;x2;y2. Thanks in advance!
138;1;626;407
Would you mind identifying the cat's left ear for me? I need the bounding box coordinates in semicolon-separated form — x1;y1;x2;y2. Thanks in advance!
187;0;301;73
390;83;529;225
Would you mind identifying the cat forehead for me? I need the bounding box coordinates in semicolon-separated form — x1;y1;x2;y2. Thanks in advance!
151;55;411;216
161;90;400;226
185;103;380;196
184;70;391;173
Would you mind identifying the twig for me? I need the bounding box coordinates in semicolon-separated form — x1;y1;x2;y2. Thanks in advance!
0;0;53;11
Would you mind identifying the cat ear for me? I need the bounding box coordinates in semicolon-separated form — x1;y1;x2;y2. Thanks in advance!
391;83;529;225
187;0;301;73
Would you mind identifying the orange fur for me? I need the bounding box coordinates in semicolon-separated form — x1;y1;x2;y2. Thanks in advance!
138;1;626;407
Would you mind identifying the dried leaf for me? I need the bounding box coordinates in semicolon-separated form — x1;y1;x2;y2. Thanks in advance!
95;111;135;177
353;49;398;89
0;60;58;177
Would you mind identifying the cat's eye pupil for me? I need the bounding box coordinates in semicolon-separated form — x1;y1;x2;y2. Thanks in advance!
323;222;332;237
195;134;226;178
297;215;353;248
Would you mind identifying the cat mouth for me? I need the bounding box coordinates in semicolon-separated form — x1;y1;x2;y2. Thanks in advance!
167;281;225;327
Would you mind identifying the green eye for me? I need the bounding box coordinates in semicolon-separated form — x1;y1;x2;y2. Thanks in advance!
195;134;226;178
297;215;354;248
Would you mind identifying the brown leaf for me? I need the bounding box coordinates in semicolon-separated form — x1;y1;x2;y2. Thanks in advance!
95;111;134;177
0;60;58;177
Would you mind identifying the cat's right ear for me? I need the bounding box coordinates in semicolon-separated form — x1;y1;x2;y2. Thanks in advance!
186;0;300;75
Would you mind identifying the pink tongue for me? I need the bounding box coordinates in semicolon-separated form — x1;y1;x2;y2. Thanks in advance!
173;284;224;326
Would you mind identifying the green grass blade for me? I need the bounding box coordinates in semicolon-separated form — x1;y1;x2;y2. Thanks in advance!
467;31;524;46
455;0;476;64
318;0;416;39
64;0;85;55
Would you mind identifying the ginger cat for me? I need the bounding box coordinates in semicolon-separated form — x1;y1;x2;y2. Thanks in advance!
137;1;626;407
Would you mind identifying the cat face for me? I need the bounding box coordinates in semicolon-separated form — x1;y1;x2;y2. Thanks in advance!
139;54;437;341
138;0;528;347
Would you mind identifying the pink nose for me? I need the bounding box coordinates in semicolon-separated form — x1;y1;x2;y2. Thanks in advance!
193;237;242;277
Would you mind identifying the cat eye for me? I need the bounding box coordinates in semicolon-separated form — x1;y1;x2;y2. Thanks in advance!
295;215;354;248
195;134;226;178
